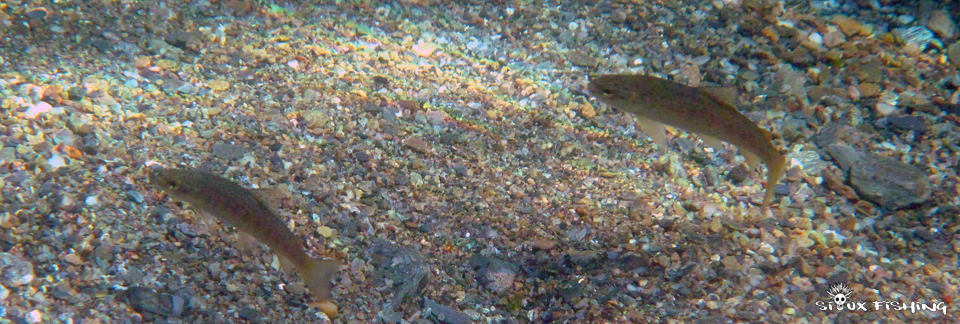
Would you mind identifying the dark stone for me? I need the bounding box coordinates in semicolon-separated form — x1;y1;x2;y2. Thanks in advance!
238;306;260;323
849;154;931;209
422;298;472;324
825;144;861;171
211;142;246;160
355;151;372;163
726;164;750;184
886;115;927;134
372;75;390;85
118;287;192;320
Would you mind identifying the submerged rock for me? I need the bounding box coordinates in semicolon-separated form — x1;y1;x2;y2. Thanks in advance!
850;154;931;210
423;298;472;324
366;238;430;324
117;287;194;321
0;253;34;288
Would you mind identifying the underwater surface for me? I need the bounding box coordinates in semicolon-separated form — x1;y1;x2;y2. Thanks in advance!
0;0;958;323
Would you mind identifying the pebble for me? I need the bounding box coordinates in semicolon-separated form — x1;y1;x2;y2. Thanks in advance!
0;253;35;287
47;152;67;170
532;239;556;251
893;26;934;49
354;151;372;162
832;15;862;37
316;226;333;238
24;8;49;19
425;110;447;124
423;298;472;324
207;79;230;91
824;143;862;171
397;99;419;111
412;41;441;57
0;147;15;163
126;190;144;203
581;102;596;118
24;101;54;118
471;256;517;292
25;310;42;323
372;75;389;86
238;307;260;322
875;102;897;116
822;30;845;48
0;283;8;301
135;56;151;68
567;50;598;67
850;154;931;209
885;115;927;134
366;239;429;319
402;136;433;154
856;83;880;98
948;42;960;67
211;142;247;160
926;10;957;40
119;287;192;320
725;164;750;184
63;253;83;265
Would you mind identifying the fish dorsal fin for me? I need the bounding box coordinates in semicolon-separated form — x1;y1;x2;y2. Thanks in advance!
250;188;286;211
699;86;740;108
634;117;668;147
699;134;726;152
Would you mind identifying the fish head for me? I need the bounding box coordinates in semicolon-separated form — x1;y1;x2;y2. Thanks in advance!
148;168;206;200
587;75;636;106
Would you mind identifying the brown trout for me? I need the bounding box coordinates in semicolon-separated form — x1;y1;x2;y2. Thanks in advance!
588;74;786;208
149;168;340;317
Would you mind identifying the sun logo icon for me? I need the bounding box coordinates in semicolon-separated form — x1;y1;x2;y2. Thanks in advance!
828;283;854;307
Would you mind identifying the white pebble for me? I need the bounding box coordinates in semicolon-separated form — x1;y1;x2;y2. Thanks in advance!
47;152;66;170
808;32;823;45
85;196;99;206
875;102;897;116
24;102;53;118
25;310;42;323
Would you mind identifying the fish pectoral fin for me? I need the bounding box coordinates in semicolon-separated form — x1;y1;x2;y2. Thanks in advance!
699;86;740;107
236;231;259;247
300;257;341;318
698;134;726;152
250;188;286;211
272;254;296;274
742;150;761;172
195;211;222;232
634;117;668;147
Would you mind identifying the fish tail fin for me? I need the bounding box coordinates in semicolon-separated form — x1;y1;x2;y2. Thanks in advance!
300;257;341;318
763;153;787;209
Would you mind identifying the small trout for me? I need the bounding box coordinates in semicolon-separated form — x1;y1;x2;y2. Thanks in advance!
149;168;340;317
588;74;786;208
